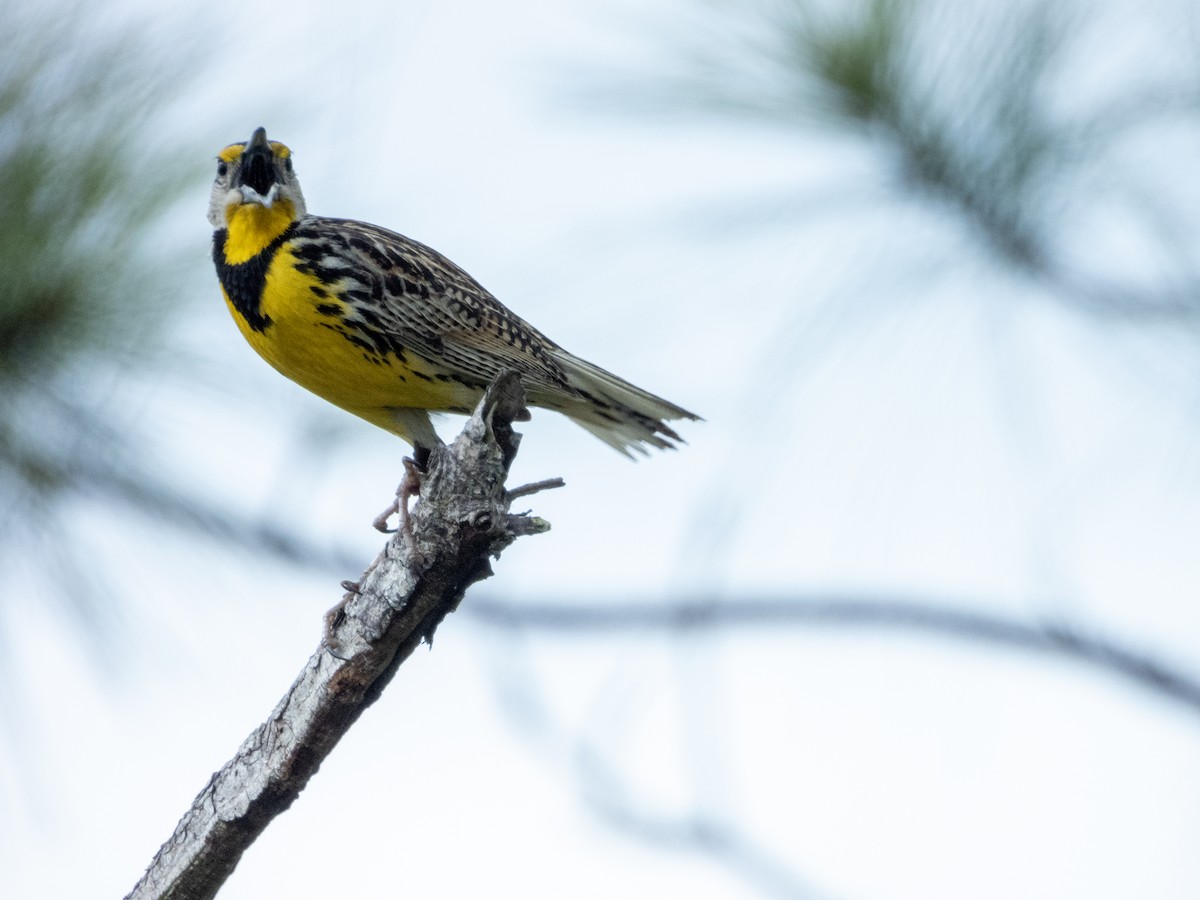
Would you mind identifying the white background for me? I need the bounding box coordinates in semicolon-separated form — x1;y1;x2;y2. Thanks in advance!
3;1;1199;898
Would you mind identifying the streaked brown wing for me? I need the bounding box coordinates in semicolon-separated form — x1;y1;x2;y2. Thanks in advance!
305;217;579;397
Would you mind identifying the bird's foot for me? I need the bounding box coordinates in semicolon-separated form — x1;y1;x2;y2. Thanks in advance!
372;456;426;536
371;497;399;534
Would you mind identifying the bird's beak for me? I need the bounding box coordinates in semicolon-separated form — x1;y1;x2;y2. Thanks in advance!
237;126;277;205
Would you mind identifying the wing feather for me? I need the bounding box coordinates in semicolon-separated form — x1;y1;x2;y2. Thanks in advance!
310;217;576;394
291;215;699;453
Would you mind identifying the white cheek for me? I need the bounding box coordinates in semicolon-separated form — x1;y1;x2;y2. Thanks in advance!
220;185;246;206
209;186;242;226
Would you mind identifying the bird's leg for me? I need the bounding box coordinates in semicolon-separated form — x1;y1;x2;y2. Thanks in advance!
372;444;432;534
371;460;420;534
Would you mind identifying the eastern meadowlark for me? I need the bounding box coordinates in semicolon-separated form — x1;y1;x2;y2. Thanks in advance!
210;128;698;517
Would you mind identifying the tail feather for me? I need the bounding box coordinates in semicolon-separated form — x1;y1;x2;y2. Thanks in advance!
538;350;701;457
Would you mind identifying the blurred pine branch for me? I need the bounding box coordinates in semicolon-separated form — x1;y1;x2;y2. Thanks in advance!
586;0;1200;321
0;4;193;539
0;5;356;650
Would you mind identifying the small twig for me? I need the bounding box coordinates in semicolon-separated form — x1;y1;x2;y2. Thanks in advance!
506;477;567;501
126;372;554;900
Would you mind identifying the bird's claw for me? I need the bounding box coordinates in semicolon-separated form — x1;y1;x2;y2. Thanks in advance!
372;456;425;536
372;499;399;533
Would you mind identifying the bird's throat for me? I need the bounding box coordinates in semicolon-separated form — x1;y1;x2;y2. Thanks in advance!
222;200;297;264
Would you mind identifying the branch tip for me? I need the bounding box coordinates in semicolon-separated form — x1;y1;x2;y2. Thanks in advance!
506;477;566;501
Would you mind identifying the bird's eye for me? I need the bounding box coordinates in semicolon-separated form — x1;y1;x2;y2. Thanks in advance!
217;160;228;178
284;157;293;173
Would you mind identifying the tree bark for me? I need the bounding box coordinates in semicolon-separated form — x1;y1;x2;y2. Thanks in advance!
127;372;559;900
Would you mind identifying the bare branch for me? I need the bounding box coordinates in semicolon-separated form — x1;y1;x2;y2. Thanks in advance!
126;372;555;900
466;595;1200;716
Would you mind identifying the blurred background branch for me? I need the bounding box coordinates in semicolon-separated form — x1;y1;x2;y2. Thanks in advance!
0;3;361;655
576;737;831;900
467;594;1200;715
590;0;1200;322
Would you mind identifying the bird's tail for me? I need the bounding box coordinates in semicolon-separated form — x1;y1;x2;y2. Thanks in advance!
539;350;701;458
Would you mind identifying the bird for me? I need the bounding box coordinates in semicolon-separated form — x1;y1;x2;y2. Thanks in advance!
210;127;699;527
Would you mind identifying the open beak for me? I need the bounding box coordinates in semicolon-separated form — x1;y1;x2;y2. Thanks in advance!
237;126;278;206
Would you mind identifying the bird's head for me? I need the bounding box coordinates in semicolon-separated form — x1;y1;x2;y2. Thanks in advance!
208;126;306;233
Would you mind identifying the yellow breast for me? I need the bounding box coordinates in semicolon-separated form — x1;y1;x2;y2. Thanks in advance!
223;242;478;436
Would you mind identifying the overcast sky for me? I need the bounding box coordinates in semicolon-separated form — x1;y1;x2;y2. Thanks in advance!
4;1;1200;898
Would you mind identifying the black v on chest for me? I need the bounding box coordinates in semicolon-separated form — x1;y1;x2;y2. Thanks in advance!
212;224;297;333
